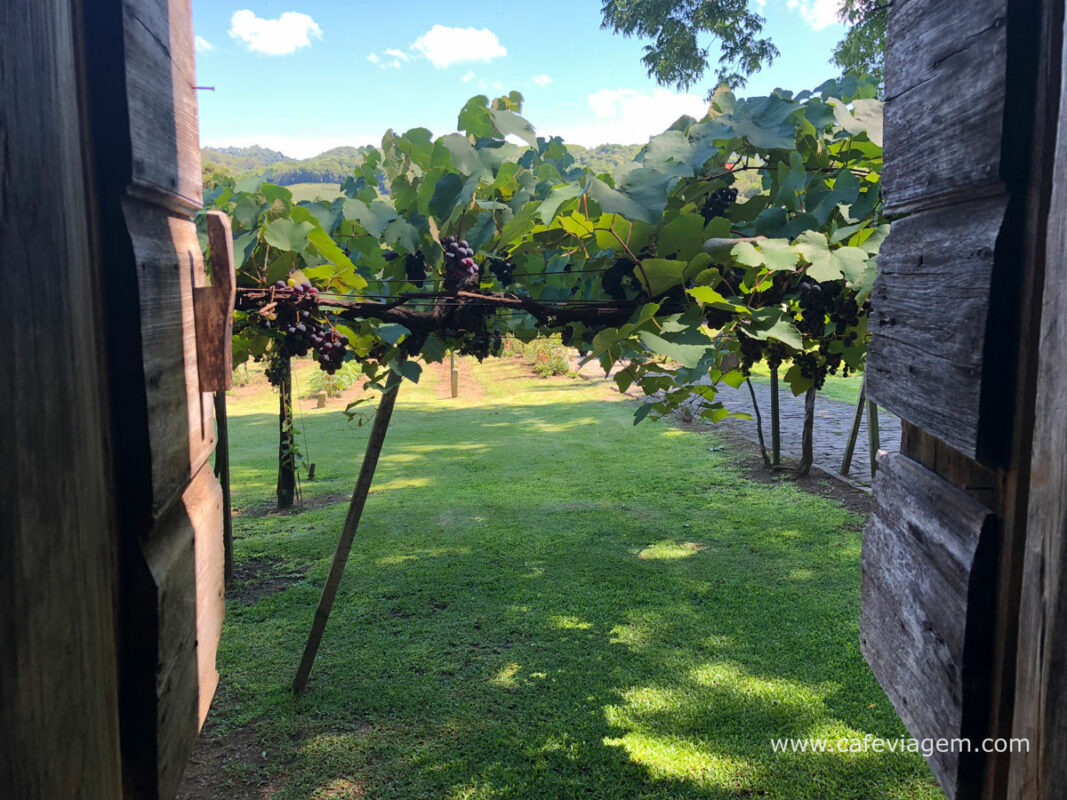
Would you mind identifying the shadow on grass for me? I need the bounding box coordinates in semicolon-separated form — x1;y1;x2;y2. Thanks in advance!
209;392;941;800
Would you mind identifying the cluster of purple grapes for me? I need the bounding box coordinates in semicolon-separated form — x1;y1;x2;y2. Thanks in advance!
488;257;516;287
261;280;349;375
702;186;738;220
738;334;766;375
796;279;835;337
405;252;428;287
442;236;479;292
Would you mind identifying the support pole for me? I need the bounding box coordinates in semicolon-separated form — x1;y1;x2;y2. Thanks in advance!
867;398;881;479
840;374;867;477
213;391;234;587
293;380;401;694
277;356;296;509
450;351;459;398
769;365;781;466
746;378;772;469
795;387;817;478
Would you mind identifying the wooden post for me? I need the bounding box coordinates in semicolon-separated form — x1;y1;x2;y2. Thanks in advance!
450;351;459;398
214;391;234;587
277;356;296;509
770;365;781;466
841;374;868;477
746;378;772;469
867;399;881;478
795;387;816;478
293;380;401;694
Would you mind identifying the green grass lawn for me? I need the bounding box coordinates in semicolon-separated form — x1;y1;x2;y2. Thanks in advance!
208;357;941;799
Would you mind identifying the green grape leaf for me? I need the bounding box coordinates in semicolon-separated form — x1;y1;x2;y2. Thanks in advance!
658;212;705;261
638;258;686;296
264;218;314;252
490;108;537;147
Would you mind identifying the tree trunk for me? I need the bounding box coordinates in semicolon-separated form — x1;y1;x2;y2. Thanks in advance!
746;378;772;469
214;391;234;586
795;387;817;478
277;356;296;509
770;365;781;466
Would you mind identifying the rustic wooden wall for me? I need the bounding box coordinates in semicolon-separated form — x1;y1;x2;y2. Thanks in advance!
865;1;1066;798
86;0;225;796
0;1;125;796
3;0;225;797
1008;4;1067;796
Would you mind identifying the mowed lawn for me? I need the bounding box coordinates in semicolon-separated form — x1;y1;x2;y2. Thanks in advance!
208;356;941;800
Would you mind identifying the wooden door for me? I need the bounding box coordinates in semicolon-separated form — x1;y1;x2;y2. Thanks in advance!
2;1;226;798
864;1;1067;799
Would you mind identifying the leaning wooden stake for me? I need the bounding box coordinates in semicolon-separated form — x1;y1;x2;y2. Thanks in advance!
795;387;817;478
746;378;772;469
840;374;867;477
293;380;401;694
867;398;881;478
769;365;781;466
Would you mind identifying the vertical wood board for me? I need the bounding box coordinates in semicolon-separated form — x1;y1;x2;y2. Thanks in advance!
861;454;998;798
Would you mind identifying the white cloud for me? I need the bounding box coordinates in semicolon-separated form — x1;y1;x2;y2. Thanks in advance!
228;10;322;56
786;0;841;30
532;73;553;87
461;71;477;83
203;134;379;160
367;48;411;69
548;88;708;146
412;25;507;68
195;35;214;53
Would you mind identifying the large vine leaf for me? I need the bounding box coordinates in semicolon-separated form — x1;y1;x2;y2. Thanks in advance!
264;218;314;252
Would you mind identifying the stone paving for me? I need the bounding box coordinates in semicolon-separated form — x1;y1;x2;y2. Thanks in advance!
572;357;899;488
704;380;900;487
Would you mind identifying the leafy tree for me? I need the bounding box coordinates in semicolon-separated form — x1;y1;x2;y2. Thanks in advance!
833;1;887;89
199;80;884;494
600;0;779;90
601;0;887;93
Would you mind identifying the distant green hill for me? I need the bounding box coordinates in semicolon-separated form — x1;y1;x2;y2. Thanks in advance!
567;144;643;175
201;141;745;191
202;145;377;186
201;145;288;174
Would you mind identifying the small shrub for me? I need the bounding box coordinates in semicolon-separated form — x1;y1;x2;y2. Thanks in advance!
500;336;526;358
522;338;572;377
307;361;359;398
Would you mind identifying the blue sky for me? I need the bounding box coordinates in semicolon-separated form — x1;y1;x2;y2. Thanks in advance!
192;0;846;158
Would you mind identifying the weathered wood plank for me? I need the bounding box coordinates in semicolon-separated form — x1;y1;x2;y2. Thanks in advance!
0;1;124;796
185;463;225;728
867;196;1007;458
883;0;1008;214
861;454;998;799
900;423;1001;515
194;211;236;392
1009;7;1067;792
122;0;202;212
124;198;216;515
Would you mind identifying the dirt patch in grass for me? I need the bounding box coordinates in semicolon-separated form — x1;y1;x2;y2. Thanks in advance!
229;557;308;605
176;718;285;800
235;492;350;519
432;357;486;400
